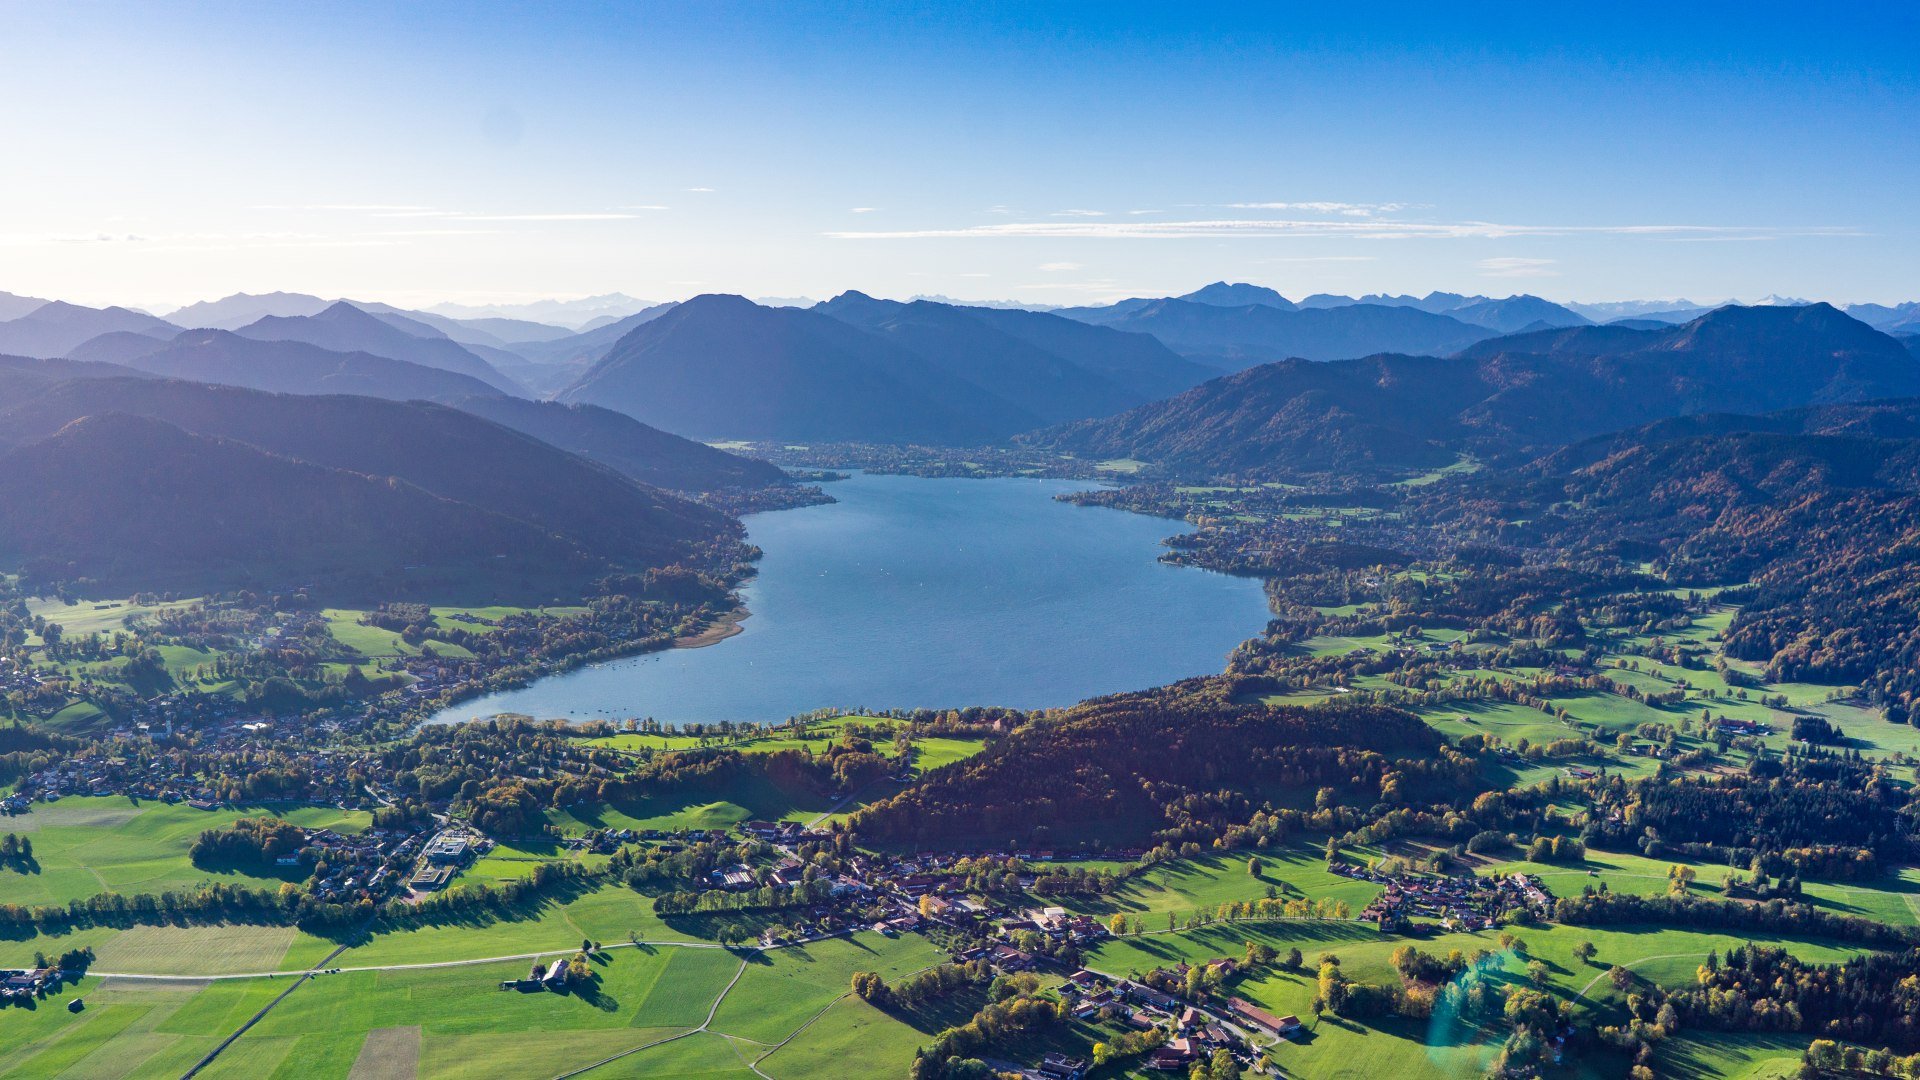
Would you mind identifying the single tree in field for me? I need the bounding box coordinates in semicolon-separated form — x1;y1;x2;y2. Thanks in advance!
1572;940;1596;964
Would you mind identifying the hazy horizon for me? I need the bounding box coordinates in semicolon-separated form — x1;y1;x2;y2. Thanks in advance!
0;285;1890;325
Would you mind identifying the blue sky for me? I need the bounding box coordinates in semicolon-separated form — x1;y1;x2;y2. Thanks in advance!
3;1;1915;309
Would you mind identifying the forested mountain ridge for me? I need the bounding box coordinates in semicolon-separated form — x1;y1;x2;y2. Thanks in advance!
443;394;788;491
0;376;736;567
946;302;1216;400
76;329;508;403
812;291;1145;424
235;301;526;395
1033;304;1920;478
0;378;745;599
1408;406;1920;724
852;692;1466;848
72;328;723;458
0;414;607;600
1059;298;1498;368
558;293;1041;443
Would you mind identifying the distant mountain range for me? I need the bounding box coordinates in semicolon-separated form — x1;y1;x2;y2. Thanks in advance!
153;294;586;393
504;303;679;375
232;302;527;395
553;292;1217;444
422;293;663;330
47;333;783;492
811;291;1206;423
0;291;54;321
558;294;1043;443
1059;283;1595;341
0;302;181;358
14;285;1920;458
1032;304;1920;477
166;291;333;329
812;291;1138;425
73;329;507;403
1053;296;1501;368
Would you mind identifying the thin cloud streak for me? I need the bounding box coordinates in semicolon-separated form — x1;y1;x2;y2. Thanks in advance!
1224;201;1411;217
373;211;641;221
827;219;1859;241
251;203;437;212
1479;256;1559;278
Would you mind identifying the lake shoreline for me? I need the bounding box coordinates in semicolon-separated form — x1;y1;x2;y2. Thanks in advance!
675;605;751;649
427;472;1270;726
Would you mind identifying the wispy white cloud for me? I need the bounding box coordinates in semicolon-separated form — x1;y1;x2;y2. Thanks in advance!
685;187;715;193
374;229;500;238
1256;255;1379;263
262;204;647;223
1037;261;1083;272
1051;209;1106;218
828;218;1853;241
47;232;148;244
1478;256;1559;278
6;227;501;251
1125;209;1162;216
1225;201;1411;217
850;207;879;214
373;210;640;221
462;212;640;221
620;204;671;211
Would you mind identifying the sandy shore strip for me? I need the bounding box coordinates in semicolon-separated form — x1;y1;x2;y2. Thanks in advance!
675;606;750;649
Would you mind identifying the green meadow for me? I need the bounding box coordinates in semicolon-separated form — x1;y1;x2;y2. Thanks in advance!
0;796;370;909
0;932;947;1080
1084;918;1863;1080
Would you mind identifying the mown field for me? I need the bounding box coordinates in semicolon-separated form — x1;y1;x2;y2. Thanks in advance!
0;932;947;1080
13;911;1853;1079
0;796;370;910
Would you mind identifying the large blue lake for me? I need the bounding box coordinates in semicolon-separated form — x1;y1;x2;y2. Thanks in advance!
431;472;1271;725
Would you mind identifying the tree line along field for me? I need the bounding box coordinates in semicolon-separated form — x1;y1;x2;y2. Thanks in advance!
0;721;988;972
8;595;596;732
